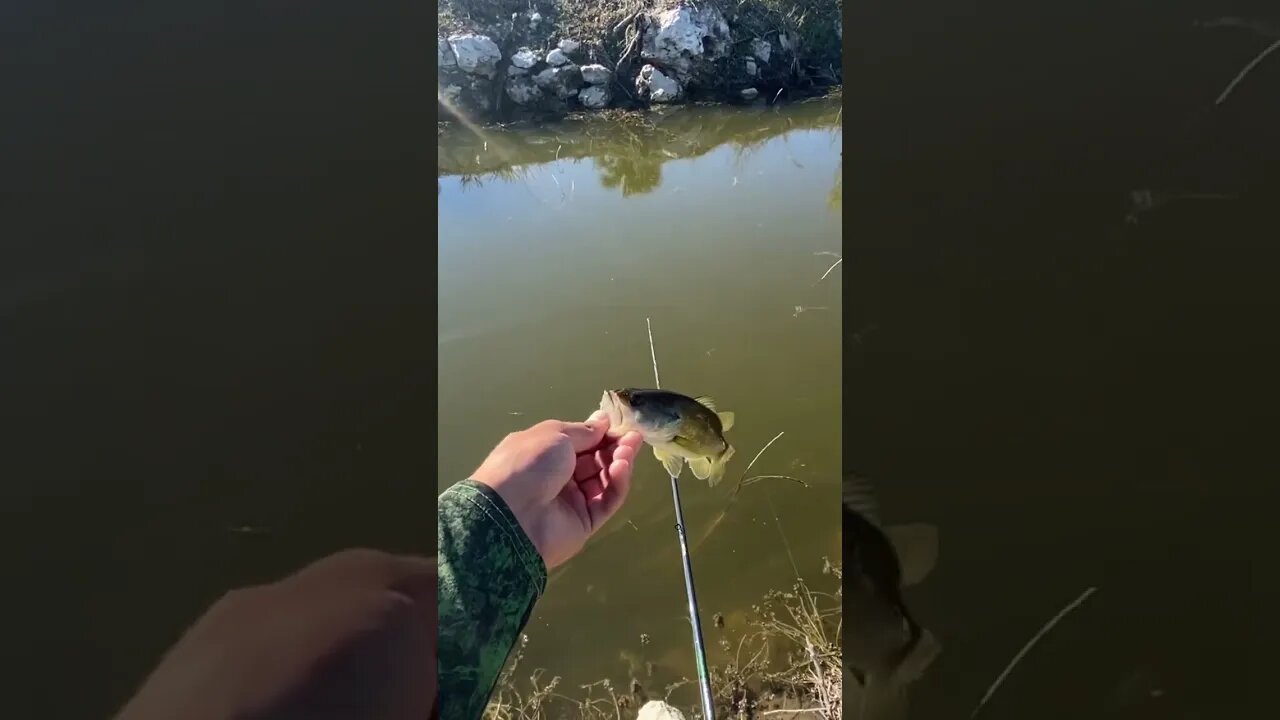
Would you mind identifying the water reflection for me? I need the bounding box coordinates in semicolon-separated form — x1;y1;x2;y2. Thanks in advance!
438;98;842;199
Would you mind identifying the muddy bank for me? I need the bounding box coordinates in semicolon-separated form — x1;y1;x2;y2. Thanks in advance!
438;1;842;121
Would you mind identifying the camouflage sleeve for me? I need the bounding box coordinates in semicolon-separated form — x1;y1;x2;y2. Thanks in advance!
437;478;547;720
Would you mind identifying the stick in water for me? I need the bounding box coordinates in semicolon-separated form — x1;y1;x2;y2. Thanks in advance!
970;586;1099;719
818;257;843;282
646;317;661;388
1216;37;1280;105
644;317;715;720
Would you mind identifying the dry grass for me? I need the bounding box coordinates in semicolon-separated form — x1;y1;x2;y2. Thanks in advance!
484;562;842;720
439;0;551;37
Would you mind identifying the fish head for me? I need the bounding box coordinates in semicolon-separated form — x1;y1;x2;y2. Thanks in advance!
604;388;680;440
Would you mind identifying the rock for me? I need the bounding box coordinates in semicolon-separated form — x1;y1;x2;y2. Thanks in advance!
440;84;462;105
580;64;612;85
636;64;681;104
448;34;501;78
778;32;794;52
546;48;570;66
837;19;843;41
751;38;772;64
534;65;584;99
558;38;581;54
508;65;529;76
579;84;612;109
740;87;759;100
505;75;544;105
745;58;757;77
641;4;731;81
438;38;456;67
637;701;687;720
530;11;542;27
511;47;539;69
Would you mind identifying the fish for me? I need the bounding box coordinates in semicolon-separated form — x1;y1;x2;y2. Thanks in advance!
843;474;941;719
598;388;737;486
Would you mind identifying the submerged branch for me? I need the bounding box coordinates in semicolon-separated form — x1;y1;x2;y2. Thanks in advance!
970;586;1100;719
1216;37;1280;105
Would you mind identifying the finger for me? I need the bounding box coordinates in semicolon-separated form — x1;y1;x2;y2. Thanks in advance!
578;458;607;500
548;419;608;453
587;456;633;530
573;452;602;483
574;435;638;485
616;431;643;452
609;440;637;463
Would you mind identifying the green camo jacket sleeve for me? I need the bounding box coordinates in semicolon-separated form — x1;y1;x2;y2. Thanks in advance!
438;479;547;720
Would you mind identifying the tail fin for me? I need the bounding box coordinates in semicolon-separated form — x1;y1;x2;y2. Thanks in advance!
706;445;736;487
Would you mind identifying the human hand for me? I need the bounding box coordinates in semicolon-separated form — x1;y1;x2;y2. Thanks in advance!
470;412;643;570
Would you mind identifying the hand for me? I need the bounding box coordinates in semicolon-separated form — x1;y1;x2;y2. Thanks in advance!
471;412;643;570
115;549;437;720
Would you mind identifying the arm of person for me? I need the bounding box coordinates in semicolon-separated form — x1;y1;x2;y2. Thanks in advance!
436;416;641;720
436;479;547;720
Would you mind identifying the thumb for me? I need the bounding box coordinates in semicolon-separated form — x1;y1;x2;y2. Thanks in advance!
551;419;607;453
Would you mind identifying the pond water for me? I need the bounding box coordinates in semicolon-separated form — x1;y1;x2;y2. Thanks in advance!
438;99;843;702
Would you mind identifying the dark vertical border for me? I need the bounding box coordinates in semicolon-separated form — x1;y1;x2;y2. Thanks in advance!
1;0;437;716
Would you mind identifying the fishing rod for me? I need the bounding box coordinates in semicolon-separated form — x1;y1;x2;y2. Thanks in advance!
668;469;716;720
645;317;716;720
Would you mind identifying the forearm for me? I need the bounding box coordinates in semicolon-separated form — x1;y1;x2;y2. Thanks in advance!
437;479;547;720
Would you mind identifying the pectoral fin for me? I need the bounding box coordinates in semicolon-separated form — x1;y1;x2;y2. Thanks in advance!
688;456;713;480
706;444;735;487
716;411;735;432
652;445;685;478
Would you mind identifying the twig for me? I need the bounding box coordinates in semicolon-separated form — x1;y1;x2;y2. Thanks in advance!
613;10;641;35
741;474;807;489
645;317;661;388
970;586;1099;719
1196;17;1280;39
743;431;786;478
616;16;644;72
817;258;842;282
806;640;830;718
689;431;789;552
760;709;825;717
1215;37;1280;105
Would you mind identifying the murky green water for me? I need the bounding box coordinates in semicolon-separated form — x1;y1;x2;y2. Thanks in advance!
438;100;843;698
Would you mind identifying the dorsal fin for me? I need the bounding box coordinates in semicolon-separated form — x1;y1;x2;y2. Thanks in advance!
694;395;717;411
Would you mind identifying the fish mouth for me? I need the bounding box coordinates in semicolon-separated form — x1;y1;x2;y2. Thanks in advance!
600;389;629;436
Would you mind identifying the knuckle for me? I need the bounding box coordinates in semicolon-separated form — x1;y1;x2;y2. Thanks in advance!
533;419;563;434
